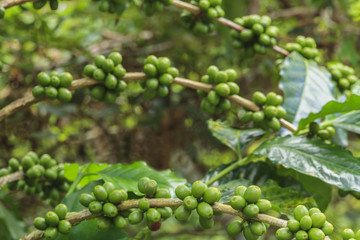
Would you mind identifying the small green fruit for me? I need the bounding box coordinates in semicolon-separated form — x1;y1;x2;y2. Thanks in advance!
275;227;293;240
226;220;243;236
300;215;312;231
128;210;144;225
155;188;171;198
58;220;72;234
296;230;309;240
138;198;150;211
93;185;108;202
113;216;127;229
54;204;68;220
191;181;207;198
183;196;198;210
44;227;58;240
256;199;272;213
287;219;300;232
203;187;221;204
175;185;192;200
294;205;309;221
103;202;118;218
33;217;47;230
311;212;326;228
174;205;191;222
88;201;102;214
321;221;334;235
244;185;261;203
97;217;112;230
157;207;173;219
234;186;247;196
230;196;246;210
308;228;325;240
79;193;96;207
146;208;161;223
197;202;213;219
45;211;59;227
199;216;214;229
243;204;259;218
342;228;355;240
250;221;267;236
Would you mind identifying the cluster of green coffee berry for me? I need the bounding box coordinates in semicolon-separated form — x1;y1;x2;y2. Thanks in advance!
174;181;220;229
0;152;70;206
79;182;128;230
142;0;173;16
308;122;336;141
180;0;224;34
275;205;333;240
241;91;286;131
285;36;320;62
230;15;278;55
226;185;272;238
32;71;73;103
32;0;59;11
84;52;127;103
197;65;238;114
328;62;359;91
33;204;71;239
342;228;360;240
142;55;179;99
96;0;129;15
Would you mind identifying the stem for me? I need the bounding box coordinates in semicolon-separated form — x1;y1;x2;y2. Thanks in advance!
206;157;250;186
0;72;297;132
0;171;24;188
21;198;333;240
0;0;290;57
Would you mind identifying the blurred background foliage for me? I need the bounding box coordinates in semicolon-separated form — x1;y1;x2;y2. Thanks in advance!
0;0;360;239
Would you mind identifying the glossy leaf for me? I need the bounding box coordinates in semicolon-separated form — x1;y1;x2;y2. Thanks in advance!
279;52;335;126
260;180;317;215
297;94;360;131
333;110;360;134
0;203;26;239
252;135;360;192
207;119;264;156
98;161;187;195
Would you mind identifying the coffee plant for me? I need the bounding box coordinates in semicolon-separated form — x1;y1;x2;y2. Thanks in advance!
0;0;360;240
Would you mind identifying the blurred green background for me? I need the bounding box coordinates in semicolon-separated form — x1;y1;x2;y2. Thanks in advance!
0;0;360;239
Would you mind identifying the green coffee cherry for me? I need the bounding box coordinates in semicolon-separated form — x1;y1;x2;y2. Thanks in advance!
58;220;72;234
300;215;312;231
203;187;221;204
183;196;198;210
84;64;97;77
159;73;173;85
103;202;118;218
275;227;293;240
174;205;191;222
45;86;58;99
128;210;144;224
244;185;261;203
252;111;264;122
253;91;266;106
343;228;355;240
97;217;112;230
113;216;127;229
175;185;192;200
38;72;51;86
34;217;47;230
197;202;213;219
311;212;326;228
155;188;171;198
243;225;259;240
256;199;272;213
54;204;68;220
199;216;214;229
294;205;309;221
321;221;334;235
191;181;207;198
105;74;118;89
90;85;105;100
294;230;308;240
103;182;116;194
44;227;58;240
138;177;150;193
243;204;259;218
287;219;300;232
230;196;246;210
207;65;219;80
59;72;73;88
249;221;266;236
234;186;247;196
215;83;230;97
157;207;173;219
45;211;59;227
146;208;161;222
308;228;325;240
32;86;45;98
143;179;158;196
93;185;108;202
138;198;150;211
227;220;244;236
79;193;96;207
88;201;102;214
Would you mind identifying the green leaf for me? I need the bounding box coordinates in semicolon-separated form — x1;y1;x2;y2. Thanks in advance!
276;168;331;211
65;163;109;196
56;219;130;240
207;119;264;156
332;111;360;134
260;180;317;215
297;94;360;131
252;135;360;192
216;179;251;203
98;161;187;195
0;202;26;239
279;52;335;126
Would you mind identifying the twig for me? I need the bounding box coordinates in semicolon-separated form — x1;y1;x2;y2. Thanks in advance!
21;198;331;240
0;171;24;188
0;72;297;132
